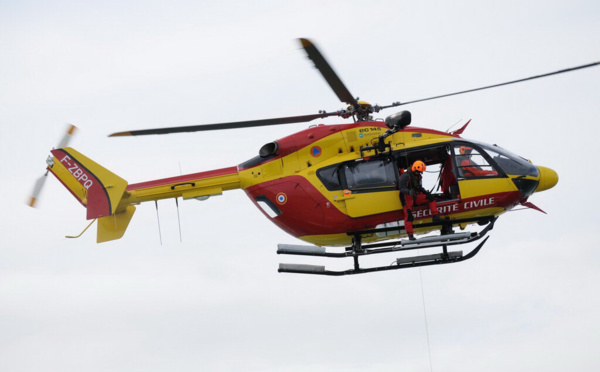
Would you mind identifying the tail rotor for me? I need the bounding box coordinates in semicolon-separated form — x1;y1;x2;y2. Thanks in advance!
27;124;77;208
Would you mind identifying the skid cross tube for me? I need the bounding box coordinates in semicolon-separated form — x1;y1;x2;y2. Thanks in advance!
277;218;496;276
277;217;495;259
278;237;489;276
348;216;493;237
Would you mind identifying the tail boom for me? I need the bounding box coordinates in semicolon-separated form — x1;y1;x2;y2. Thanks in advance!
125;166;241;203
47;147;240;243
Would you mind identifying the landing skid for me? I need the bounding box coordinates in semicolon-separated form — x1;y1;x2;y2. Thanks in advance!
277;217;496;276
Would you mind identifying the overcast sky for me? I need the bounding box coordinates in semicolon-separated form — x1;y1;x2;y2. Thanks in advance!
1;1;599;371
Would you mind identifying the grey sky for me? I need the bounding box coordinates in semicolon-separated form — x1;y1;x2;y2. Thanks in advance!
1;1;599;371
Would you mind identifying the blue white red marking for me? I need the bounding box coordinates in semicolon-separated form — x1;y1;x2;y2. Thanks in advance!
276;192;287;205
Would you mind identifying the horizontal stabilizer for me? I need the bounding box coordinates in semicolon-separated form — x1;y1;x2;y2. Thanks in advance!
97;205;136;243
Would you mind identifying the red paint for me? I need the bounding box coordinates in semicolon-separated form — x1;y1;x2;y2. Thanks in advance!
404;126;461;138
48;166;87;208
51;149;111;220
245;175;521;241
275;192;287;205
127;166;238;190
239;122;457;171
450;119;471;136
402;193;439;235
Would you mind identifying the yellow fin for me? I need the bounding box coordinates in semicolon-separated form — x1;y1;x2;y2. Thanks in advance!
97;205;136;243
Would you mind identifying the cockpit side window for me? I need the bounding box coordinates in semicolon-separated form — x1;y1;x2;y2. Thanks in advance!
454;145;499;178
317;164;343;191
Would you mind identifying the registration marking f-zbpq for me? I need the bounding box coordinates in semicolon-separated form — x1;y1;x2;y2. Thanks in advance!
60;154;94;189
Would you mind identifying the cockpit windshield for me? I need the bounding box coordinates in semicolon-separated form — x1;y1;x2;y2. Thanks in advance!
475;141;539;178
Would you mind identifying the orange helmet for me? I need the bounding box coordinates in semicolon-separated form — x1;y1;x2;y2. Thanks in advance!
459;146;473;155
411;160;426;173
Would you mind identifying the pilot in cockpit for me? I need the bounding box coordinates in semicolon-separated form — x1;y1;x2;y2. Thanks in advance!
457;146;498;177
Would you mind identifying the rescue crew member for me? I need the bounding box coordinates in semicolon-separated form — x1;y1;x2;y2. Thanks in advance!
458;146;498;177
440;154;457;198
399;160;443;240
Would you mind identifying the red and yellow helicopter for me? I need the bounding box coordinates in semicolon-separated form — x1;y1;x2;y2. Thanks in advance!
30;39;597;275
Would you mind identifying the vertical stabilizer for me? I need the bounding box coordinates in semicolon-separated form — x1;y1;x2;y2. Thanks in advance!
48;147;128;220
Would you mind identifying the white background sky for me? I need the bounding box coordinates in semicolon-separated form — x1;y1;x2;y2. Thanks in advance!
1;1;599;371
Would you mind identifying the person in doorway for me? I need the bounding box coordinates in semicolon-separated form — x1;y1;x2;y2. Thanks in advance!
399;160;443;240
440;154;458;198
458;146;498;177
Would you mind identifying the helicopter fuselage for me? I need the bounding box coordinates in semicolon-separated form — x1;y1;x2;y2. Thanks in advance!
233;121;557;246
46;120;556;245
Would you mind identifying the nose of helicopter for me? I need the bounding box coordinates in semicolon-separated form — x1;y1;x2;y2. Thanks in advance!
535;166;559;192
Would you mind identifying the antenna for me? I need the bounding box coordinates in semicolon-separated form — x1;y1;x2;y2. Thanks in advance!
175;198;183;242
155;200;163;245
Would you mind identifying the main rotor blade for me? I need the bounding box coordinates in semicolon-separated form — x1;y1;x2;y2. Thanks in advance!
382;61;600;108
109;112;340;137
299;38;359;108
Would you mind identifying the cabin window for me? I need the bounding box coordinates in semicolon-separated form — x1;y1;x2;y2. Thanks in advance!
454;145;499;178
343;158;397;191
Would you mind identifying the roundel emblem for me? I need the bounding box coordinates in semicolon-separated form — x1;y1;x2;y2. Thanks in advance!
276;192;287;205
310;146;322;157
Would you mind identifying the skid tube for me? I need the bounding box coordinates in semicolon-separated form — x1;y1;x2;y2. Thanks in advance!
278;217;495;276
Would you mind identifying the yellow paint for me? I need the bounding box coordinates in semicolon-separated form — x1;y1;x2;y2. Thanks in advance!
299;233;352;247
55;147;128;216
458;177;516;199
66;219;96;239
535;166;559;192
126;172;240;205
260;158;283;179
97;205;136;243
49;156;89;206
49;123;551;246
236;125;462;221
344;190;402;218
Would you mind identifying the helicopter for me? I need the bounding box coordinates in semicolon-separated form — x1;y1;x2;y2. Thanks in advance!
29;38;597;276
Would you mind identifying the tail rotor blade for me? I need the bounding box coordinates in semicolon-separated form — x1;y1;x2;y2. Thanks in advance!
28;124;77;208
28;173;48;208
57;124;77;149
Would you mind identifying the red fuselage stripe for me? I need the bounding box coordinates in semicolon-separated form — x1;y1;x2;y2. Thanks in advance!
126;166;238;191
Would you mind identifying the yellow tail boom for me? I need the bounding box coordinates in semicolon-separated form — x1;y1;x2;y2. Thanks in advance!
48;147;241;243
